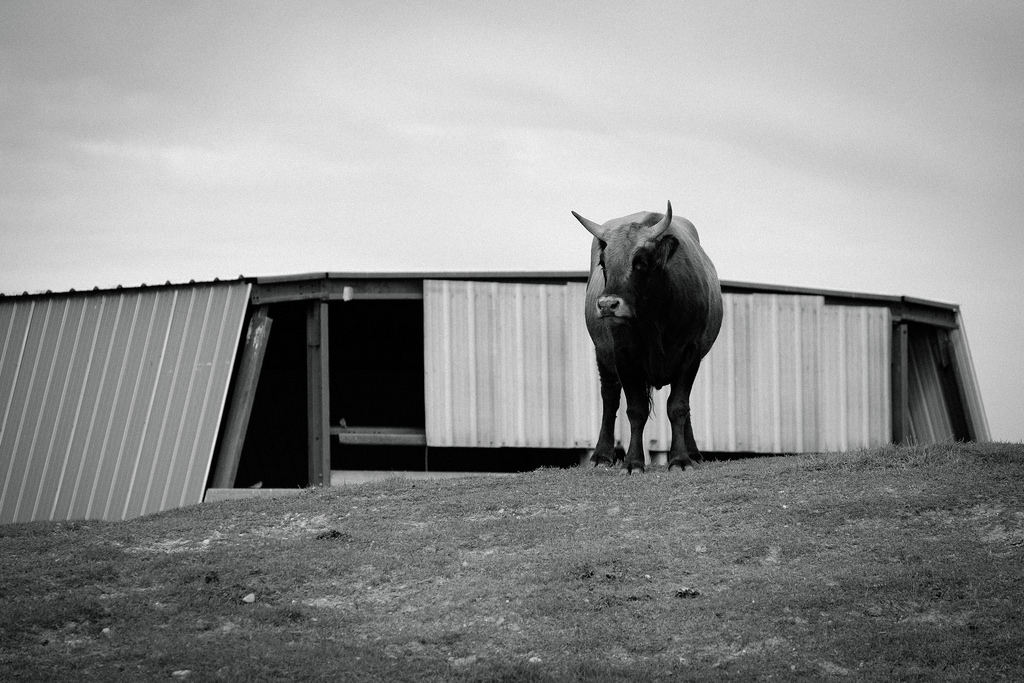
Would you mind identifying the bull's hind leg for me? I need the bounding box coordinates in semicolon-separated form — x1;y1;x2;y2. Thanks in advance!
667;361;702;471
592;359;622;467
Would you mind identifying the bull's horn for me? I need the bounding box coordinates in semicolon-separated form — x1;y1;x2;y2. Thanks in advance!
572;211;606;241
648;201;673;239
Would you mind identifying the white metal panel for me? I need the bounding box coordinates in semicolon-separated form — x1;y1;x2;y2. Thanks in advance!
613;294;891;457
424;280;594;448
565;283;602;450
426;283;893;456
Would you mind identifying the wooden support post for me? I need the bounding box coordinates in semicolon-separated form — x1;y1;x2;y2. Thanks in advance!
891;322;909;444
211;306;273;488
307;300;331;486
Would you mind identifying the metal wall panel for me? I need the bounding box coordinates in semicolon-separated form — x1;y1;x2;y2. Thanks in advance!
565;283;603;450
0;282;250;523
948;312;990;441
906;326;952;443
426;284;892;455
424;280;596;448
427;279;991;457
903;323;980;445
609;294;891;456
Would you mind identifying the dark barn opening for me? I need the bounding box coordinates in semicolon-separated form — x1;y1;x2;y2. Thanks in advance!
224;298;430;483
329;299;426;471
329;300;424;431
231;303;309;488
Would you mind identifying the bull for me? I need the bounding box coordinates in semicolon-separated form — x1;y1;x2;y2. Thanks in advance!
573;201;723;473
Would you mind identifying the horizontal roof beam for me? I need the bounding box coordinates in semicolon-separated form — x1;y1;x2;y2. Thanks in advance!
6;272;963;330
888;299;959;328
251;279;424;304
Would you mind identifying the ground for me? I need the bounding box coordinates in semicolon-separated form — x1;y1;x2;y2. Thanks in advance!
1;442;1022;681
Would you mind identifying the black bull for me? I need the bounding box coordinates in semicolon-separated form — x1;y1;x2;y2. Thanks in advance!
573;201;723;473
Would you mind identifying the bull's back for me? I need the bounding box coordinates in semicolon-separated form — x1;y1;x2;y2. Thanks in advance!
669;222;723;356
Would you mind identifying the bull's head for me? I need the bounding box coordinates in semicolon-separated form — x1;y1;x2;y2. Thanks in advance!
573;201;679;321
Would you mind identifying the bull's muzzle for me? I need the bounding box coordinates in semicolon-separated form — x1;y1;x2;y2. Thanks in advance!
597;296;628;318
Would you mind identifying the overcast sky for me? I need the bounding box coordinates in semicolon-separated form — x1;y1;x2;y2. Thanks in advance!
2;1;1022;441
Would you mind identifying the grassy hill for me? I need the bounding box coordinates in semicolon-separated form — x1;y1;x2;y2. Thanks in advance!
2;442;1022;681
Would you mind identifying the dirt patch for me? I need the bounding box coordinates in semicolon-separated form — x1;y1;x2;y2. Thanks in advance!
247;512;334;539
968;505;1024;547
464;502;592;523
898;608;972;627
124;530;227;554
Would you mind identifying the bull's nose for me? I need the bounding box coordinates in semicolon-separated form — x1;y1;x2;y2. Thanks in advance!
597;297;622;317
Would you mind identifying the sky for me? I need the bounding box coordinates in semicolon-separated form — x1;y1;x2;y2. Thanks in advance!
2;1;1022;442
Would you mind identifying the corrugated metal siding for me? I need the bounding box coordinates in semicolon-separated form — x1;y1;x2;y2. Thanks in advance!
425;284;891;454
905;325;954;443
620;294;891;455
424;280;596;448
902;321;988;445
0;282;250;523
948;312;990;441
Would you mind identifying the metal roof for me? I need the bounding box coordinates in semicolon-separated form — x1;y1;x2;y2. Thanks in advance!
0;277;249;300
0;280;250;523
255;270;957;302
3;271;961;314
243;272;962;327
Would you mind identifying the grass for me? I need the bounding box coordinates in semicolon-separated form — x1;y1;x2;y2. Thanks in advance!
2;441;1022;681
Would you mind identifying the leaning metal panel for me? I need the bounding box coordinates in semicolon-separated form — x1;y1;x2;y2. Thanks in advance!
0;282;250;523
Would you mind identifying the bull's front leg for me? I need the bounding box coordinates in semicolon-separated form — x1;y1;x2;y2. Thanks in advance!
592;359;621;467
621;378;650;474
667;361;702;471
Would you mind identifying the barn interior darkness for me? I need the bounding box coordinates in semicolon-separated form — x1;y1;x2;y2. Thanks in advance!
219;295;580;488
228;302;307;488
221;300;425;486
329;299;426;471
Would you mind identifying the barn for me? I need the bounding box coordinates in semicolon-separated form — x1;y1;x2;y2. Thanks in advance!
0;272;989;524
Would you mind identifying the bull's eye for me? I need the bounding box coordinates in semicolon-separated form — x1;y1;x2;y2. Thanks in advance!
632;254;647;273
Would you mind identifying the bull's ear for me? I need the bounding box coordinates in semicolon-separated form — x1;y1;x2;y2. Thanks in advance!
653;234;679;266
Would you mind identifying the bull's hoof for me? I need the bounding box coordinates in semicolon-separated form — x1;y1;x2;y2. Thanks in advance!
667;457;696;471
625;460;646;474
591;453;615;468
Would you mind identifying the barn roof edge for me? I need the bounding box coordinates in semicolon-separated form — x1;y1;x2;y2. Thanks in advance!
1;271;960;318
